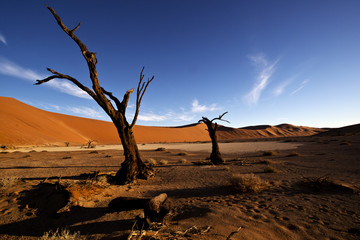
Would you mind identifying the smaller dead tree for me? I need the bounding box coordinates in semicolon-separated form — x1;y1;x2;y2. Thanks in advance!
199;112;229;165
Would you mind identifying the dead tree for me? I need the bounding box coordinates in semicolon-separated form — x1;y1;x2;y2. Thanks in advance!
35;6;154;184
199;112;229;165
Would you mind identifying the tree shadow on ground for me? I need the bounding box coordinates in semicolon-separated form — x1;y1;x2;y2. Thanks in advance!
0;206;135;238
0;182;138;238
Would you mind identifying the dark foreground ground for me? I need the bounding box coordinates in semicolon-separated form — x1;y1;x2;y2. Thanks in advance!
0;135;359;239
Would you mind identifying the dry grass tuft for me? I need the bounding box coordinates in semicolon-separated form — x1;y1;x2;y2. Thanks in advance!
41;228;82;240
146;158;157;165
0;177;21;188
230;174;269;193
179;158;188;164
159;160;168;165
299;175;355;193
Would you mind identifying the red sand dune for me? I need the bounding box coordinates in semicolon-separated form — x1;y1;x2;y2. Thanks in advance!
0;97;324;146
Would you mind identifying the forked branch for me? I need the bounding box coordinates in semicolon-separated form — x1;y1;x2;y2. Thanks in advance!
130;67;154;129
199;111;230;125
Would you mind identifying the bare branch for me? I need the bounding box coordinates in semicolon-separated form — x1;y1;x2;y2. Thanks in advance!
45;5;89;56
70;22;81;33
211;111;230;123
101;87;122;111
45;5;101;95
35;68;98;100
121;88;135;114
130;67;154;129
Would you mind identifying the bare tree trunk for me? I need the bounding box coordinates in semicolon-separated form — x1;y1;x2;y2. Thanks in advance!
199;112;229;165
208;124;224;164
113;119;153;184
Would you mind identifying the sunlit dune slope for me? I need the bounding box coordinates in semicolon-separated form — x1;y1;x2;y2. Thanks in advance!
0;97;324;146
0;97;210;146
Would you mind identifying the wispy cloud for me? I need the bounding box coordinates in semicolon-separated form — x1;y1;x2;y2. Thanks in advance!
291;79;309;95
0;57;43;80
137;111;195;122
48;81;91;99
245;54;279;105
0;33;6;45
134;99;220;124
138;113;168;122
191;99;218;113
67;106;105;119
274;80;290;97
0;57;90;99
40;103;61;111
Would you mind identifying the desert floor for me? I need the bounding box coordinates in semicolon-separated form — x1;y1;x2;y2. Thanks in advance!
0;135;359;239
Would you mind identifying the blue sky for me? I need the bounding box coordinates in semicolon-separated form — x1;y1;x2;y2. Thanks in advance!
1;0;359;128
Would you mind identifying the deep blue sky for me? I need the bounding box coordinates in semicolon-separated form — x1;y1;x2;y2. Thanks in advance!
1;0;359;128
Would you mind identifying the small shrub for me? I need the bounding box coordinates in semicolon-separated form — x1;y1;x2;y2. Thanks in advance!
1;145;15;150
155;147;166;152
105;155;112;158
263;166;278;173
159;160;168;165
287;152;300;157
299;175;354;193
192;160;213;166
177;152;188;156
29;150;37;153
95;175;109;185
223;166;230;171
340;142;351;146
62;156;72;159
89;150;98;154
262;151;277;156
230;174;269;193
65;142;70;147
0;177;21;188
23;154;31;158
259;159;273;165
178;158;188;163
146;158;157;165
41;228;82;240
